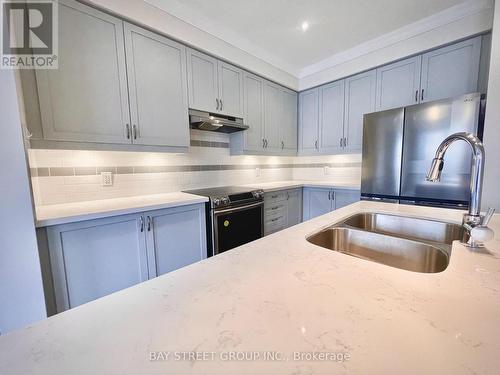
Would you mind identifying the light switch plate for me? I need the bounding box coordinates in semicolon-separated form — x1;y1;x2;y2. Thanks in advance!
323;166;330;175
255;167;261;177
101;172;113;186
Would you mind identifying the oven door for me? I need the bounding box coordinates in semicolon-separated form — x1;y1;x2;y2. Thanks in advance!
212;201;263;255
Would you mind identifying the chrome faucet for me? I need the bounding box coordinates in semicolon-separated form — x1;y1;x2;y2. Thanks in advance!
426;132;494;248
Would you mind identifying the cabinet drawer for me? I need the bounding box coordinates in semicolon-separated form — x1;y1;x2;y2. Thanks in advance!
264;202;286;217
264;190;288;203
264;214;286;235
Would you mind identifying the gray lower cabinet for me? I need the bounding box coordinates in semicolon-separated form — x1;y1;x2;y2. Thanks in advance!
44;203;206;312
302;187;360;221
145;205;207;278
264;188;302;235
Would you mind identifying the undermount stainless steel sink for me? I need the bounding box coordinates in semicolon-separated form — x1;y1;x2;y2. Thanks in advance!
306;212;462;273
341;212;463;245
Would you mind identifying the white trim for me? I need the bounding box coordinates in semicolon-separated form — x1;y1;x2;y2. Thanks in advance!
299;0;493;79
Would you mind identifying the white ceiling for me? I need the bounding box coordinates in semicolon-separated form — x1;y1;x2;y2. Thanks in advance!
146;0;472;77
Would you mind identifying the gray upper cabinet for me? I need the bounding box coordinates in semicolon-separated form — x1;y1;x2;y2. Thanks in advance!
232;76;297;155
298;88;320;154
186;49;219;113
420;36;481;103
344;70;376;152
187;48;243;117
218;61;244;117
375;56;422;110
280;89;298;153
124;23;189;147
145;205;207;278
319;80;345;154
36;0;130;144
263;81;282;152
232;72;264;152
47;213;148;311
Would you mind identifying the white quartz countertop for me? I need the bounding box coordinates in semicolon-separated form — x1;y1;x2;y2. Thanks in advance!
3;201;500;374
241;180;361;192
35;192;208;227
34;180;359;227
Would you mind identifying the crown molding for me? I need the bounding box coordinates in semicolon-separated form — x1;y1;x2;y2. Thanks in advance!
144;0;301;77
298;0;494;79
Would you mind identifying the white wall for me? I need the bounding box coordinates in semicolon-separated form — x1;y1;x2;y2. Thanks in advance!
0;70;46;334
482;1;500;210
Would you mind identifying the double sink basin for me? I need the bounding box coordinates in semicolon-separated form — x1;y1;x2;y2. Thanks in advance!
307;212;463;273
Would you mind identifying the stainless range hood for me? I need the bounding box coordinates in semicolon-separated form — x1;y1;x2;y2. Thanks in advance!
189;109;249;133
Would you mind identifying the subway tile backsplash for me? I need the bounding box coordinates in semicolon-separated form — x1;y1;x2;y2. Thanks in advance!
29;130;361;205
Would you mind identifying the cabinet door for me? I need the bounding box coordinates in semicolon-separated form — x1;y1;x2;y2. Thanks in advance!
241;72;265;151
47;214;148;311
36;0;130;144
344;70;376;152
263;81;282;152
124;23;189;147
218;61;244;117
186;48;218;112
298;88;319;154
333;189;360;210
319;80;345;153
420;37;481;103
145;204;207;278
280;89;298;153
375;56;422;110
286;189;302;227
302;188;332;221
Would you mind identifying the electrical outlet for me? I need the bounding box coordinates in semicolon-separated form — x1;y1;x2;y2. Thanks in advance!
101;172;113;186
255;167;261;177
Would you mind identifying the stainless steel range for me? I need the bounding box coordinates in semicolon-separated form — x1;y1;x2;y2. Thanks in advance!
184;186;264;256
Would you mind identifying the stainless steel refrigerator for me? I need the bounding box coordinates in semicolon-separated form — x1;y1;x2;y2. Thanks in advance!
361;93;486;209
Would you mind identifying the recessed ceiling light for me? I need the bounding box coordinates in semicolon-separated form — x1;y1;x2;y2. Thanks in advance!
301;21;309;32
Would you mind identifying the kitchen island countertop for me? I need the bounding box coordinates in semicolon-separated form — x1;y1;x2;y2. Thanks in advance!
3;201;500;374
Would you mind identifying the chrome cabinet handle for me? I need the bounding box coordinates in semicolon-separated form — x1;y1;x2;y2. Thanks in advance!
126;124;130;139
264;139;268;148
287;192;290;200
421;89;424;101
132;125;137;140
262;139;265;148
281;141;284;149
220;99;223;111
340;138;343;147
147;216;151;231
216;98;219;110
315;140;318;149
139;216;144;232
415;90;418;102
331;190;335;200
